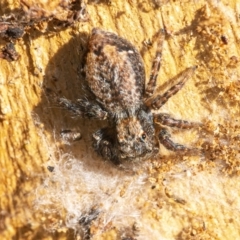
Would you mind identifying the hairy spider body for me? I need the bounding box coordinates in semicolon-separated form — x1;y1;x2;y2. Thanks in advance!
59;28;197;164
86;29;145;112
86;28;156;162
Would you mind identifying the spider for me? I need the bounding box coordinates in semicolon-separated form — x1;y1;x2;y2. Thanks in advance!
59;28;199;164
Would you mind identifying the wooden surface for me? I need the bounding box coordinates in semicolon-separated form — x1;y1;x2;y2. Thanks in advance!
0;0;240;239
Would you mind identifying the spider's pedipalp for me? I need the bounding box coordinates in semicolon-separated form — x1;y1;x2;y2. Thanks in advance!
92;127;120;164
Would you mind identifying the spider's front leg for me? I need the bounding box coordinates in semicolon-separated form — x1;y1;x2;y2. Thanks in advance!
158;128;188;152
58;98;108;120
92;127;120;165
158;128;201;154
155;113;201;129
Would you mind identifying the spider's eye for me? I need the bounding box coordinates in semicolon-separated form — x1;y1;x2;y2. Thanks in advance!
141;133;146;140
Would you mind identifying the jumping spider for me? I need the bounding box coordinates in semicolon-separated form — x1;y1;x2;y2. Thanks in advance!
59;28;199;164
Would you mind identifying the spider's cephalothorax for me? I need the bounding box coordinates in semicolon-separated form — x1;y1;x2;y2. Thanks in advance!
59;28;198;164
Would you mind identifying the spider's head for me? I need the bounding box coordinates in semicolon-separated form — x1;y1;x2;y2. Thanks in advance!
116;108;157;160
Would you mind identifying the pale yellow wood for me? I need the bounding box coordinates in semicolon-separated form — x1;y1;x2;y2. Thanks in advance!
0;0;240;239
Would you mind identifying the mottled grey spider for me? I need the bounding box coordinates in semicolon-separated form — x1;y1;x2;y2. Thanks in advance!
59;28;198;164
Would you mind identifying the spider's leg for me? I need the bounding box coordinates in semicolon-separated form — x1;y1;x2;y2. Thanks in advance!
58;98;108;120
148;66;196;110
92;127;120;164
158;128;188;152
79;209;100;240
155;113;201;129
145;29;165;98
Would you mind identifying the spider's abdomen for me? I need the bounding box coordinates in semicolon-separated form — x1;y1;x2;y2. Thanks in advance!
85;28;145;113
